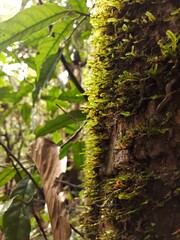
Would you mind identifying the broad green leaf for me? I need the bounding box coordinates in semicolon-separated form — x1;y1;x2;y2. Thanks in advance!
59;89;85;103
0;86;14;102
0;84;33;103
21;103;32;125
32;49;62;103
35;18;76;79
0;52;6;63
14;84;33;103
0;3;66;51
11;177;36;203
68;0;89;13
60;142;73;159
35;110;86;137
52;131;61;144
24;28;49;47
3;201;31;240
0;166;16;187
3;177;36;240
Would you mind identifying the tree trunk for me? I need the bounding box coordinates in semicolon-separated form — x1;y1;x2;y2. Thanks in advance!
84;0;180;239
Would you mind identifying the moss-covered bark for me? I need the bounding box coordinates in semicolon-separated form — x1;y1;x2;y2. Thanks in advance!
84;0;179;239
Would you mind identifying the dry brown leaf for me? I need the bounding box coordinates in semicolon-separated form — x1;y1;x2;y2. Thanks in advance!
31;138;71;240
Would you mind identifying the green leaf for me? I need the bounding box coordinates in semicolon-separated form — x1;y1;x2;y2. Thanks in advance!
21;103;32;125
59;89;85;103
3;177;36;240
145;11;156;22
3;201;31;240
0;84;33;103
118;192;138;200
24;28;49;47
14;84;33;103
11;177;36;203
35;110;86;137
0;86;14;102
166;30;177;52
32;49;62;103
35;18;76;79
68;0;89;13
0;198;16;218
0;166;16;187
60;142;73;159
120;111;131;117
0;3;66;51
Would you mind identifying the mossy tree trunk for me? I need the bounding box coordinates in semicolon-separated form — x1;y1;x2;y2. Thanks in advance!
84;0;180;239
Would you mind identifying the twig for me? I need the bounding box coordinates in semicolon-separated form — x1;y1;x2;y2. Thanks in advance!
33;210;48;240
0;141;44;199
60;122;86;148
56;103;78;125
56;179;83;190
64;16;87;45
70;223;84;239
9;156;22;180
60;54;88;100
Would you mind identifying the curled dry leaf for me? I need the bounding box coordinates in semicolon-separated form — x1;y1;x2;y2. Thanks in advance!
31;138;71;240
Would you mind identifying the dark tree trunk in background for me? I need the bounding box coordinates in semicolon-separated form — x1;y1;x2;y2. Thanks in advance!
84;0;180;239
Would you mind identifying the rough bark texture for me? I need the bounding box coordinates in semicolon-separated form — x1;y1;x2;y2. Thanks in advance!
84;0;179;239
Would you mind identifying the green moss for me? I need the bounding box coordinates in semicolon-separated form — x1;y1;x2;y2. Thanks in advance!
83;0;179;238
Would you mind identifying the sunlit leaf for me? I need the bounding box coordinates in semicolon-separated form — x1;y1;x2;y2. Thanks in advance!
15;84;33;103
68;0;89;13
0;86;14;102
35;18;76;79
59;89;85;103
35;110;86;137
24;28;49;47
0;84;33;103
60;142;73;159
32;49;62;103
0;3;66;51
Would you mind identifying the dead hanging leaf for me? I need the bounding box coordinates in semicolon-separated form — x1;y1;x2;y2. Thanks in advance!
31;138;71;240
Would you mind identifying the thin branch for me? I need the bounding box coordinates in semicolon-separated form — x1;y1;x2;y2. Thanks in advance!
56;103;78;125
9;156;22;180
70;223;84;239
64;16;87;44
0;141;44;199
60;122;86;148
56;179;83;190
33;210;48;240
60;54;88;101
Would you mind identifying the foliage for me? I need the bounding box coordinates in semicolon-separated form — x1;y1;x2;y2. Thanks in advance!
0;0;91;239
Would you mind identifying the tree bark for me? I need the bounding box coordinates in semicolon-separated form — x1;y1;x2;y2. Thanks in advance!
84;0;180;239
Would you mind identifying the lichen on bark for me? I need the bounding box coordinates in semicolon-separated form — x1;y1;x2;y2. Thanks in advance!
83;0;180;239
